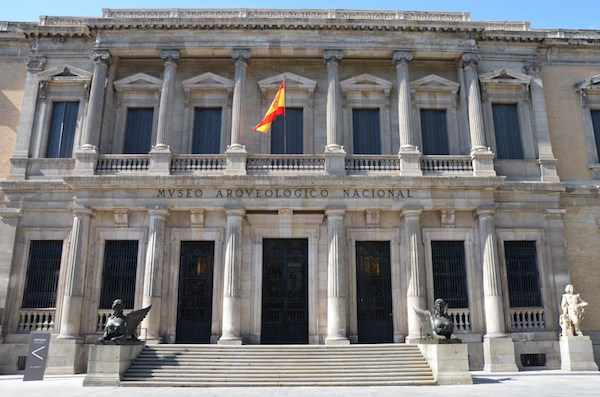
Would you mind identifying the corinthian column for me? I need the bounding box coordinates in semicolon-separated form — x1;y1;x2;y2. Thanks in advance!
404;209;426;343
461;53;495;176
477;207;518;372
58;209;93;338
323;50;346;175
225;50;250;175
141;208;169;342
325;209;349;345
74;50;112;175
219;209;245;344
9;55;45;179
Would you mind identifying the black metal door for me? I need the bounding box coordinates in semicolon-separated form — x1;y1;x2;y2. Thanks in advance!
176;241;214;343
261;239;308;344
356;241;393;343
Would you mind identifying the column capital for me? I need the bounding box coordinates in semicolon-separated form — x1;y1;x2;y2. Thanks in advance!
524;60;543;77
392;51;413;66
24;55;46;73
160;49;181;65
225;208;246;218
231;49;251;65
72;208;94;218
476;206;496;218
544;208;566;219
325;208;345;218
323;50;343;64
460;52;481;68
90;49;112;66
148;207;170;218
403;208;423;218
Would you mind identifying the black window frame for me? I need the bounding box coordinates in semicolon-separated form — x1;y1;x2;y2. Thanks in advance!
492;103;524;160
430;240;469;309
270;107;303;154
99;240;139;310
192;107;222;154
46;101;79;158
123;107;154;154
352;108;381;155
504;240;543;308
420;108;450;155
22;240;63;309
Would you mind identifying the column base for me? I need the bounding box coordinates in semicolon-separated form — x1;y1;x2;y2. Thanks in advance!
325;336;350;345
45;335;86;375
324;146;346;176
559;335;599;371
399;148;422;176
471;149;496;177
483;336;518;372
7;156;28;180
419;341;473;385
73;147;99;176
217;336;243;345
149;146;172;175
225;146;248;175
539;158;560;182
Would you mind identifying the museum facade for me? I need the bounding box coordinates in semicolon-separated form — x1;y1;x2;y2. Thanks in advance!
1;8;599;374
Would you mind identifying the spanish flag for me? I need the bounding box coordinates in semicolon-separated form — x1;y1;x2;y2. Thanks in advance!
253;81;285;133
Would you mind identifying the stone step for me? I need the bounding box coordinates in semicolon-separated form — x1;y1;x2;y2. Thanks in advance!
121;379;437;387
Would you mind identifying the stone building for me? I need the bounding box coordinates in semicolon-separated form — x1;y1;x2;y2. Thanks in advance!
0;8;599;374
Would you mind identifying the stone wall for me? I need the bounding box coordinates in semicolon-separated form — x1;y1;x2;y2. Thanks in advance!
0;61;25;179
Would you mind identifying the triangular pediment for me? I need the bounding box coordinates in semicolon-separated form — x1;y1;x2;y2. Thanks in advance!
113;73;162;91
577;74;600;91
182;72;234;91
258;72;317;93
411;74;459;92
340;73;392;92
37;64;92;82
479;68;531;85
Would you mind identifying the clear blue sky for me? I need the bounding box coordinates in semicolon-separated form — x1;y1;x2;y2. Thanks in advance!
2;0;598;30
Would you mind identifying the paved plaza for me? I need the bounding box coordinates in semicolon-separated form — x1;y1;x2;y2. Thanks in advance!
2;372;600;397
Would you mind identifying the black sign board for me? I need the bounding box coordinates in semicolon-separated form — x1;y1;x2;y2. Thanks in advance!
23;332;50;381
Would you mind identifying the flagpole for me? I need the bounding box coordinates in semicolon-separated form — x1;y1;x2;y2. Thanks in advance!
283;78;287;154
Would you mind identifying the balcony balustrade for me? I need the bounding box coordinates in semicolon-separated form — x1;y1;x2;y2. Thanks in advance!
17;309;55;332
509;307;546;332
421;155;473;175
96;154;150;174
448;308;472;333
247;154;325;175
171;155;226;174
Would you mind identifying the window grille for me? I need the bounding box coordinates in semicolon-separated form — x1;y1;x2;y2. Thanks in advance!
22;240;63;308
521;353;546;367
352;108;381;154
46;101;78;158
420;109;449;155
123;108;153;154
192;107;222;154
271;108;303;154
504;241;542;308
492;103;524;159
431;241;469;309
99;240;138;309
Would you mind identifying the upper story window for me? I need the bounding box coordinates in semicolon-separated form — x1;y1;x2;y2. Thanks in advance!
340;74;392;155
123;108;154;154
32;65;91;158
46;101;79;158
492;103;524;159
258;72;317;154
271;107;303;154
352;108;381;154
410;74;461;155
576;74;600;178
480;68;535;160
182;72;234;154
113;73;162;154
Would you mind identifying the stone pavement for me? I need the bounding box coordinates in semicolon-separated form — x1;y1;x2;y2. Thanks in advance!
2;371;600;397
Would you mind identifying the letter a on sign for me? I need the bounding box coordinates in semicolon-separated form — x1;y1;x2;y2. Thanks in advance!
23;332;50;381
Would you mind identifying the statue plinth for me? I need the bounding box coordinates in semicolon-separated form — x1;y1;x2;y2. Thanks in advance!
83;343;146;386
559;335;599;371
418;342;472;385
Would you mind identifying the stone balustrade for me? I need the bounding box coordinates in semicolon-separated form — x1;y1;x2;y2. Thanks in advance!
96;309;112;333
247;155;325;174
448;308;472;332
345;155;401;174
17;309;55;332
96;155;151;173
421;156;473;175
510;307;546;331
171;155;226;173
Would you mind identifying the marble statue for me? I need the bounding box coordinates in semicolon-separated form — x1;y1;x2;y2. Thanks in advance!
97;299;151;344
560;284;588;337
414;298;457;340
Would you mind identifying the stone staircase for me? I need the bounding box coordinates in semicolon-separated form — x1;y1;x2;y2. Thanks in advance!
120;343;436;387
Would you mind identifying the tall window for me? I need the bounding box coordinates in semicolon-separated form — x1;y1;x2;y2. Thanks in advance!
420;109;449;155
504;241;542;307
591;110;600;160
99;241;138;309
46;101;78;158
192;108;222;154
492;104;524;159
352;108;381;154
431;241;468;308
22;241;63;308
123;108;153;154
271;108;303;154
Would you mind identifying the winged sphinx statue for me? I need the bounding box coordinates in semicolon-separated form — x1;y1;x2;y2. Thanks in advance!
414;298;457;340
97;299;151;344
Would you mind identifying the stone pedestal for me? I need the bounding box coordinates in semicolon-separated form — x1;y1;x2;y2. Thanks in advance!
73;148;99;176
225;147;248;175
471;149;496;177
324;148;346;176
83;344;145;386
483;337;518;372
399;149;422;176
418;341;472;385
149;147;172;175
559;336;599;371
45;336;86;375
